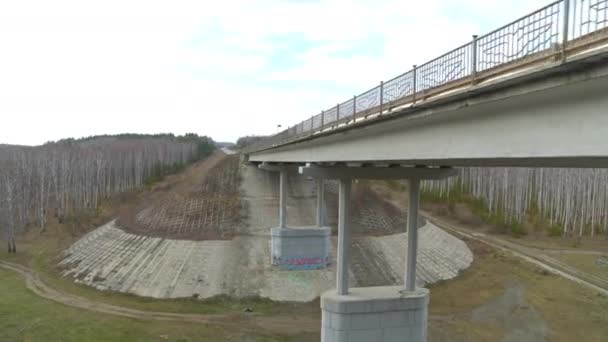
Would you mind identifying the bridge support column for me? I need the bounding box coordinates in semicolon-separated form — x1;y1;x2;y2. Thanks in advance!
405;178;420;291
336;178;352;295
259;163;332;270
279;169;287;229
316;178;325;227
299;164;457;342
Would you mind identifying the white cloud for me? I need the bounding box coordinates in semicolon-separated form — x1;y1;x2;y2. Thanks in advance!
0;0;555;145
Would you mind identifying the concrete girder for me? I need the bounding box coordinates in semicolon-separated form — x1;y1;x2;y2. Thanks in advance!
299;164;458;180
249;50;608;168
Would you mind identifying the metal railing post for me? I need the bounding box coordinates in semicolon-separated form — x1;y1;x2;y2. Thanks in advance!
412;65;417;105
562;0;571;62
336;103;340;121
379;81;384;115
251;1;593;155
471;35;478;81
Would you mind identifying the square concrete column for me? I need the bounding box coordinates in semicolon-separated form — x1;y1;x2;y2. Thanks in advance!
279;170;287;228
405;178;420;291
336;178;352;295
316;178;325;227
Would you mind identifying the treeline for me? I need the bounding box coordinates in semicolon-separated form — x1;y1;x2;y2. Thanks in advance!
236;135;267;149
423;168;608;237
0;134;215;252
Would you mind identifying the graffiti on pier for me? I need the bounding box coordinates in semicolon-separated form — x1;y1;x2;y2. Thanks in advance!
275;256;330;270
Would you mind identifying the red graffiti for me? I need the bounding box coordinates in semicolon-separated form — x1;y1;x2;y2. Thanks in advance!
275;256;330;270
286;257;323;266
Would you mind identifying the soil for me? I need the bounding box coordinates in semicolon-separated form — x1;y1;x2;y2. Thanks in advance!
0;260;319;335
425;212;608;296
56;163;473;302
471;283;548;342
324;180;425;237
117;151;245;240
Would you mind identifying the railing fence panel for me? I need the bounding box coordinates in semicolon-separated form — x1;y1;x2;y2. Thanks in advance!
244;0;607;153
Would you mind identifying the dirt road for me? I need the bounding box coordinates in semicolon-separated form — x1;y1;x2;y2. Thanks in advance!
0;260;319;334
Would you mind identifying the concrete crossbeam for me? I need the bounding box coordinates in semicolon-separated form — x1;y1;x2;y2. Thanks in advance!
300;165;458;180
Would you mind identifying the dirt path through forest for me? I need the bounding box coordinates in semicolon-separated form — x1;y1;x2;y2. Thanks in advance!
0;260;319;334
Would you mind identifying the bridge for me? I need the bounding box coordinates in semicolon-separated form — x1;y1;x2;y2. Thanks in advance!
244;1;608;341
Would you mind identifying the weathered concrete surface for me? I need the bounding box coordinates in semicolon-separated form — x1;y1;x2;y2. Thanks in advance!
59;165;473;301
247;50;608;168
321;286;429;342
271;226;332;270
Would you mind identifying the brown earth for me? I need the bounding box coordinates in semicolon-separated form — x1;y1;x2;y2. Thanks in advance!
117;151;246;240
0;260;319;335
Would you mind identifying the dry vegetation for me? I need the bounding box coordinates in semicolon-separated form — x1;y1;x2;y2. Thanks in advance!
0;134;214;252
118;153;245;240
428;239;608;342
323;180;422;236
424;168;608;237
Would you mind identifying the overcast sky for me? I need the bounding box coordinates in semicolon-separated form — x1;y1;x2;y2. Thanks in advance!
0;0;549;145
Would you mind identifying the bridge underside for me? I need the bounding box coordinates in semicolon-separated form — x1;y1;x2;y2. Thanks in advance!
248;50;608;168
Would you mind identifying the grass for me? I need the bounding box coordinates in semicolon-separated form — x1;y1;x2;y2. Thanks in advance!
420;191;608;254
428;240;608;342
0;267;316;342
0;159;318;319
0;227;318;318
2;174;607;341
4;237;607;341
550;253;608;282
3;225;608;341
422;188;528;236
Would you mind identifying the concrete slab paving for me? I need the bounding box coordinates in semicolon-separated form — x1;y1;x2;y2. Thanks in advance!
58;164;473;302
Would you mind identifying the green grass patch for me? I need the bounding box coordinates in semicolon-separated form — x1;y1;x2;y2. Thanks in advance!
0;267;305;342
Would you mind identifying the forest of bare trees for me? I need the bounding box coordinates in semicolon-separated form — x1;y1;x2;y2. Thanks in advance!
0;134;214;252
423;168;608;238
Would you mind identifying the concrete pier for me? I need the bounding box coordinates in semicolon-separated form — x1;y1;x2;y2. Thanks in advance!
300;164;457;342
270;226;331;270
321;286;429;342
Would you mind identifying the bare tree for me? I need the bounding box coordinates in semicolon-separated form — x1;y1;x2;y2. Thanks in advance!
0;135;213;250
423;167;608;237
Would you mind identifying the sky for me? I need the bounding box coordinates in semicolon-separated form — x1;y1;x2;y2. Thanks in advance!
0;0;549;146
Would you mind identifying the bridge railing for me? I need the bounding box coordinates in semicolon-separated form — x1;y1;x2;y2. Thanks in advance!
244;0;608;154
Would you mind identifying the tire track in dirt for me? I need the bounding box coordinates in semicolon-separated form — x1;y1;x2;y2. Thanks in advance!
0;261;319;334
424;212;608;297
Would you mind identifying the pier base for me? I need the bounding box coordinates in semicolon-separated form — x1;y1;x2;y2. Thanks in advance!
321;286;429;342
